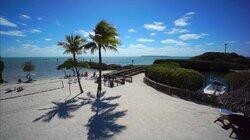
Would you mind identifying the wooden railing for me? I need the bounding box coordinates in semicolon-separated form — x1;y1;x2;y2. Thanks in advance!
143;76;221;106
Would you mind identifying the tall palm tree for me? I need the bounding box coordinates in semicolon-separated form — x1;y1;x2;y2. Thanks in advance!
84;20;120;97
58;35;86;93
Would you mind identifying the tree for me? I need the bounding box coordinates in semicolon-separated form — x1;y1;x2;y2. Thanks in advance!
58;35;86;93
22;61;35;80
84;20;120;97
57;59;90;77
0;56;4;83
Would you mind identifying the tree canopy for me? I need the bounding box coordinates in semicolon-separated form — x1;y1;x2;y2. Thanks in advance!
22;61;35;72
57;59;90;71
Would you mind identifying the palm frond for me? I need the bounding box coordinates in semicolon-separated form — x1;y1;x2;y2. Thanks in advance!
106;46;118;52
58;34;86;55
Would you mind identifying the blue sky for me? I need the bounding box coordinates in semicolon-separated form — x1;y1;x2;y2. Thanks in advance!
0;0;250;57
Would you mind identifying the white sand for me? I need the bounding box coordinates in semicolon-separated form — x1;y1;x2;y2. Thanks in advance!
0;73;231;140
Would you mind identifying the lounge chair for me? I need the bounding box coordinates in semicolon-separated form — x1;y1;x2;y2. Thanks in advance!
214;114;250;138
4;88;15;93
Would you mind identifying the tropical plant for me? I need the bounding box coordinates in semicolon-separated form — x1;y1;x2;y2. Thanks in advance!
225;72;250;90
145;64;204;91
84;20;120;97
57;59;90;77
58;35;87;93
22;61;35;80
0;56;4;83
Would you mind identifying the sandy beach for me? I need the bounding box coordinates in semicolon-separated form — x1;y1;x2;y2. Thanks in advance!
0;73;231;140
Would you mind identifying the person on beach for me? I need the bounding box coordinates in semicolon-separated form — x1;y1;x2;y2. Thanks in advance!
91;72;96;78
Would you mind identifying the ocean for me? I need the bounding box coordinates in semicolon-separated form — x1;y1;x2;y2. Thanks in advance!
1;56;189;83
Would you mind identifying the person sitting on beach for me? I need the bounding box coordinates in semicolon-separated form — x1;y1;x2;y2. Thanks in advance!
91;72;96;78
16;86;24;92
18;78;23;83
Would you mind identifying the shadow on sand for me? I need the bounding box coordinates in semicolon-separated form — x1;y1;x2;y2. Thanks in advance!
33;92;91;122
81;91;127;140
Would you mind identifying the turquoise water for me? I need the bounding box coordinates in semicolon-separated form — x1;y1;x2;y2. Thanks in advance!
2;56;189;83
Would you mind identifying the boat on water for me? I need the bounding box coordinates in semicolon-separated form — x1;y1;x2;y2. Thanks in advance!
203;80;226;95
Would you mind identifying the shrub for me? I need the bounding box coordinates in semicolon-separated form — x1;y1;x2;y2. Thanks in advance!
225;72;250;90
123;65;134;69
22;61;35;80
108;64;122;70
145;64;204;91
87;61;109;70
154;59;248;72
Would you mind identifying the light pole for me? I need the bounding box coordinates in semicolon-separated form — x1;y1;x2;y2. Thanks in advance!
224;43;227;54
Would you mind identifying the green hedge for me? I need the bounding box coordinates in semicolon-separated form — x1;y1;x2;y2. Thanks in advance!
145;64;204;91
154;59;248;72
109;64;122;70
225;72;250;90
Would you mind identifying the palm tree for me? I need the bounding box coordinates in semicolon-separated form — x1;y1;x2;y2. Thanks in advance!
84;20;120;97
58;35;86;93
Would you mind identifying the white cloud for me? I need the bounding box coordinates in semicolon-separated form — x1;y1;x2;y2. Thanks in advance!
127;44;149;49
0;31;25;37
128;29;136;32
136;38;155;42
0;16;17;27
150;33;156;36
205;42;214;45
166;28;188;34
161;39;187;46
174;12;195;27
45;38;52;41
144;22;166;31
179;33;208;41
21;23;27;26
185;12;195;16
21;44;38;49
111;44;204;57
226;40;237;44
2;45;66;57
29;29;42;33
75;29;94;37
20;14;31;19
125;36;130;38
36;17;43;20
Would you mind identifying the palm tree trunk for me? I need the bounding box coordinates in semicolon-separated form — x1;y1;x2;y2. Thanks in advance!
73;53;83;93
97;45;102;98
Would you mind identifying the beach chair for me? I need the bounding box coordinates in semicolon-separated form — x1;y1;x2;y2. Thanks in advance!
214;108;233;125
214;112;250;138
4;88;15;93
